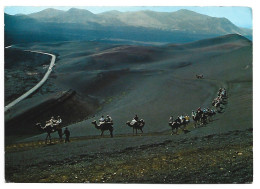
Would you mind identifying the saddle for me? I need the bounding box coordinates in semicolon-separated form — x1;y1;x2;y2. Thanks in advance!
130;119;137;125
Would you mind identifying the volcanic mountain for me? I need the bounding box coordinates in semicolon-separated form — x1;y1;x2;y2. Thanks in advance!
5;8;252;46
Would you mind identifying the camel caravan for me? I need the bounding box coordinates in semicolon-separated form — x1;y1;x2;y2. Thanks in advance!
169;87;227;135
36;87;227;143
212;87;228;112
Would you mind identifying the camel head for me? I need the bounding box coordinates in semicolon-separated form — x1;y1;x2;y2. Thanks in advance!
92;120;101;129
36;122;50;131
35;122;43;130
36;122;41;127
92;120;98;126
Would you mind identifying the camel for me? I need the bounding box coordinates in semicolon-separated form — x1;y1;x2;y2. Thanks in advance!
207;110;216;122
201;113;208;125
196;74;203;79
35;122;61;144
92;120;113;138
192;113;202;128
181;117;190;128
212;101;224;112
126;119;145;135
169;121;181;135
218;89;227;99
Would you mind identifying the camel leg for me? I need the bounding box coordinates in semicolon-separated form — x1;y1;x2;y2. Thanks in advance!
140;128;143;133
133;128;135;135
194;122;196;128
136;128;137;135
49;133;52;143
58;130;63;142
45;133;49;144
182;124;186;131
110;129;113;138
101;130;104;137
199;119;202;126
45;133;51;144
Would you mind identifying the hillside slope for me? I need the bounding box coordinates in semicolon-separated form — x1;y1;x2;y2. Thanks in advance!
5;34;252;142
5;34;252;183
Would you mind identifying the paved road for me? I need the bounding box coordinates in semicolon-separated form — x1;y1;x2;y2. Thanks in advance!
4;47;56;112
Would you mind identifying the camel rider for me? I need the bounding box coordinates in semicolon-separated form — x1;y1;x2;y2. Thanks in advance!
134;114;139;122
192;110;196;117
197;107;201;113
221;90;226;97
105;115;113;123
169;116;173;123
54;116;63;141
99;115;105;123
53;116;62;126
46;116;55;128
180;115;185;123
131;118;137;125
57;116;62;124
176;116;181;124
185;115;190;122
218;88;222;96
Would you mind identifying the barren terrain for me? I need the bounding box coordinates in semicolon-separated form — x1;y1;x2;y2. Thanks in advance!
5;34;252;183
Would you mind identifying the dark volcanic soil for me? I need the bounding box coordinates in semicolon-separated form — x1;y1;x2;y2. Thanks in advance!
4;48;51;105
5;34;253;183
5;128;253;183
5;34;252;139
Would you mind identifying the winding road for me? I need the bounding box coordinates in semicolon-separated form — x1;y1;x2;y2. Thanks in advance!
4;47;56;112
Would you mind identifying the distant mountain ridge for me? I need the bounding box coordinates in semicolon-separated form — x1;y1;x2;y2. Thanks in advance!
26;8;250;36
5;8;252;46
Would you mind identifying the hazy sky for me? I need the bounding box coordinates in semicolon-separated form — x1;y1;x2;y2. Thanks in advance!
4;6;252;29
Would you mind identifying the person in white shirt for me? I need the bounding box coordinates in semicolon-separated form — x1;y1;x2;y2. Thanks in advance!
99;115;105;123
105;115;113;123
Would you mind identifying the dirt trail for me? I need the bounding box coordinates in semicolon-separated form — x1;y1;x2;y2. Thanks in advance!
5;77;228;152
5;114;224;153
6;76;227;153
